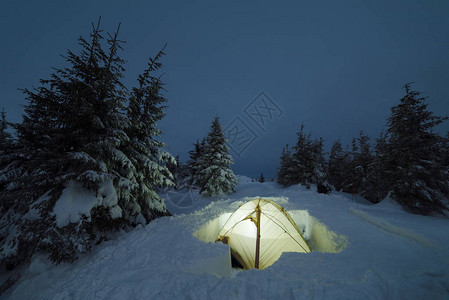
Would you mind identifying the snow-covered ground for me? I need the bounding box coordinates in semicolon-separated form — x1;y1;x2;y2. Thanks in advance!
2;181;449;299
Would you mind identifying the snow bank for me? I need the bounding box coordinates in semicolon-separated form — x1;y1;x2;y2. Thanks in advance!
235;175;253;183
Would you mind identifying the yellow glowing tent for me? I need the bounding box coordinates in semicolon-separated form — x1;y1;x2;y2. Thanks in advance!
216;198;311;270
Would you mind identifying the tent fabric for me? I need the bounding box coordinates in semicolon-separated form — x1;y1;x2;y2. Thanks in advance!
216;198;311;270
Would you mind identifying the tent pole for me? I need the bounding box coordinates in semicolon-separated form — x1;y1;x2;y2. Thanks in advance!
255;204;261;269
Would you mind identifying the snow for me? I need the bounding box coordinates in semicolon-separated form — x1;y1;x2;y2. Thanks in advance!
3;180;449;299
52;179;122;227
236;174;253;183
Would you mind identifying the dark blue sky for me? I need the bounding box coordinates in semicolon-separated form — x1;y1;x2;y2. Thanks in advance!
1;1;448;178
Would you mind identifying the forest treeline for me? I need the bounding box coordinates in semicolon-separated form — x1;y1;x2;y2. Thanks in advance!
276;83;449;215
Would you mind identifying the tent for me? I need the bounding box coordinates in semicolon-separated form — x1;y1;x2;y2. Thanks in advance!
216;198;311;270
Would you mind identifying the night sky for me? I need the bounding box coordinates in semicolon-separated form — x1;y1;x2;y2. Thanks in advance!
1;1;448;178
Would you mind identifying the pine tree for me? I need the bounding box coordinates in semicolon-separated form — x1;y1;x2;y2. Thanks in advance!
311;137;328;185
259;172;265;183
197;117;237;197
361;131;390;203
290;124;326;189
166;156;189;189
187;139;206;187
355;131;373;195
276;145;295;186
312;137;331;193
341;138;360;194
342;132;373;195
123;44;174;223
0;109;14;191
291;124;314;188
0;108;12;152
384;83;448;214
0;21;175;272
328;140;346;191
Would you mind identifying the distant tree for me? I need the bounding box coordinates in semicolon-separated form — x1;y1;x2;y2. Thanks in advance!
361;131;389;203
276;144;295;186
0;108;14;191
383;83;448;214
0;108;12;151
328;140;346;191
340;138;360;194
290;124;315;188
186;139;206;187
312;137;331;193
259;172;265;183
440;133;449;172
197;116;237;197
341;132;373;195
166;156;189;189
290;125;327;189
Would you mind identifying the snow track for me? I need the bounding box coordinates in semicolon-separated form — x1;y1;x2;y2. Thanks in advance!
349;208;434;249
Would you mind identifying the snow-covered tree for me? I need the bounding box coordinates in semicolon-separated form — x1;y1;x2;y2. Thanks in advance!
0;108;14;194
277;126;329;190
383;83;448;214
0;21;175;274
197;117;237;197
290;124;314;188
276;145;295;186
361;132;390;203
186;139;206;187
0;108;12;152
289;125;328;189
328;140;346;191
341;132;373;195
166;156;189;189
122;44;174;223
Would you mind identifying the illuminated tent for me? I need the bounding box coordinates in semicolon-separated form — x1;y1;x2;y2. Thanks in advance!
216;198;311;270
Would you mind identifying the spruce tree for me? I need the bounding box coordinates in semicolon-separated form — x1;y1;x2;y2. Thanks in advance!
0;21;175;271
0;108;12;152
276;145;295;186
259;172;265;183
341;138;360;194
312;137;331;193
328;140;346;191
187;139;206;187
290;124;327;189
166;156;189;189
123;44;174;223
197;117;237;197
361;131;390;203
355;131;373;195
342;132;373;195
384;83;448;214
0;109;13;192
291;124;314;188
